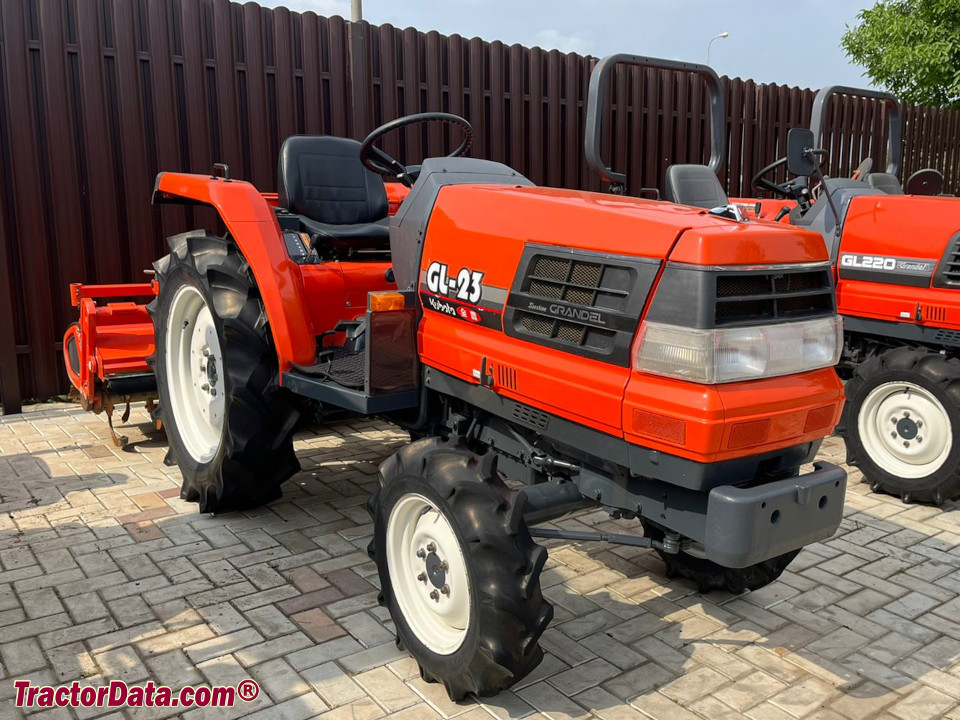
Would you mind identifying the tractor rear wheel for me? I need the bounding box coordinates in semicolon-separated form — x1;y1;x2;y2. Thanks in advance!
641;520;799;593
368;437;552;700
149;230;300;513
838;346;960;505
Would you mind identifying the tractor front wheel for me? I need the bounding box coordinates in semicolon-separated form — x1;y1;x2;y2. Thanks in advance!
368;438;552;700
149;230;300;513
839;346;960;505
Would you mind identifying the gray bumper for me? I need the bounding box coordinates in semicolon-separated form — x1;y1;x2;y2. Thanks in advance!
704;462;846;568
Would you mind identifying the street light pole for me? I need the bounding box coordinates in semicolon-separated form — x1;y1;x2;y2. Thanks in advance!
706;31;729;66
351;0;362;22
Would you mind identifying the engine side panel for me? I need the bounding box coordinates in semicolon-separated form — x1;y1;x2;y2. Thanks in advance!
837;194;960;328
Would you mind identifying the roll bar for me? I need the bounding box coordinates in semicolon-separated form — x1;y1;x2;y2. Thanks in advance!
585;53;725;191
809;85;902;176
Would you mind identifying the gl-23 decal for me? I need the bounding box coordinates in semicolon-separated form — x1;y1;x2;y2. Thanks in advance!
425;261;484;304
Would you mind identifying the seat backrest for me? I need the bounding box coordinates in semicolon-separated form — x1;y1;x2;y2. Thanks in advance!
277;135;388;224
864;172;904;195
663;164;729;209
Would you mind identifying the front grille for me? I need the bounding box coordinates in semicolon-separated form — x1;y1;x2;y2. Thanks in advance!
505;246;660;366
933;233;960;288
714;268;833;325
517;254;631;350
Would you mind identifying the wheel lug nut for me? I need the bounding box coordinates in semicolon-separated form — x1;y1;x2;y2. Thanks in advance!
904;441;910;448
416;548;426;559
891;417;898;424
426;542;436;553
917;421;923;428
917;436;923;443
417;572;427;583
441;584;450;596
201;383;210;392
904;411;911;418
210;388;217;397
429;590;440;602
438;561;448;571
891;432;897;439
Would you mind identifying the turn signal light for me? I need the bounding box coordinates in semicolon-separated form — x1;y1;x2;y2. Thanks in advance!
368;291;405;312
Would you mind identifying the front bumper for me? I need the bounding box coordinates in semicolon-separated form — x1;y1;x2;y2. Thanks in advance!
704;461;846;567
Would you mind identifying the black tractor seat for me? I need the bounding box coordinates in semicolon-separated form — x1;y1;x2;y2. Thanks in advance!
663;164;729;209
863;172;904;195
277;135;390;251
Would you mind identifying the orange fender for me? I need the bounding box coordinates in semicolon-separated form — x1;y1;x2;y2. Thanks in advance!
153;172;316;371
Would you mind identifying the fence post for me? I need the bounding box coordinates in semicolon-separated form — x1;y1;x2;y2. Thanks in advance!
0;210;22;416
347;19;373;139
0;7;22;415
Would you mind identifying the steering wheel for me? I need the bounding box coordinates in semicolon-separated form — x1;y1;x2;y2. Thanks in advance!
851;157;873;180
752;157;797;198
359;112;474;187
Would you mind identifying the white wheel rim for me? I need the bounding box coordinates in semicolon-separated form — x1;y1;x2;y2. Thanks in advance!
858;381;953;479
386;493;471;655
165;285;225;463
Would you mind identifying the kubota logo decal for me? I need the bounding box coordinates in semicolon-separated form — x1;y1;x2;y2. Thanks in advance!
420;261;503;330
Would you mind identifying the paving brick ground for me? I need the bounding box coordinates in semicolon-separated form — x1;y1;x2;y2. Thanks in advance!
1;404;960;719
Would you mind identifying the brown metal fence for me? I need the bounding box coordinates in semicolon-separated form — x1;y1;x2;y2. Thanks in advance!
2;0;960;413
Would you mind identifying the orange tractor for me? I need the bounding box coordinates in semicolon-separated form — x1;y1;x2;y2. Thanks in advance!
64;58;847;698
743;86;960;505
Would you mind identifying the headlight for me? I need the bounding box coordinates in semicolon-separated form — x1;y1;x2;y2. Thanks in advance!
635;316;842;383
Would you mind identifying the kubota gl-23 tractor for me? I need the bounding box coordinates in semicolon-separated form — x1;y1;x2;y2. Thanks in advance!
63;60;847;698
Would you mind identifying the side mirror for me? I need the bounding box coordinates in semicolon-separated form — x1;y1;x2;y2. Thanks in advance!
786;128;818;177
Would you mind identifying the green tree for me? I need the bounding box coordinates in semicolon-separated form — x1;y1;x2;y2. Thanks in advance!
842;0;960;107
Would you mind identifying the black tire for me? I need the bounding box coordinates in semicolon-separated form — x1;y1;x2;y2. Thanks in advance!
837;346;960;505
641;520;799;594
368;437;552;700
148;230;300;513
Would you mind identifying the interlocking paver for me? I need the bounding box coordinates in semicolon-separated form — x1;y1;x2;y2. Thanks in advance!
2;410;960;718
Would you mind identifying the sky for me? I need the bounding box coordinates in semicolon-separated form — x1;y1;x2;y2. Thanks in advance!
256;0;878;91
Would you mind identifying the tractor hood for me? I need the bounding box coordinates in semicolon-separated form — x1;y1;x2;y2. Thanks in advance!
429;184;830;267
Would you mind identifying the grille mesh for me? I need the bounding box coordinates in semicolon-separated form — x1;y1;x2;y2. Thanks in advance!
517;254;629;350
715;269;832;325
716;275;771;297
521;314;556;336
529;279;563;299
556;322;586;344
532;256;570;280
563;287;595;305
570;262;602;287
